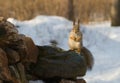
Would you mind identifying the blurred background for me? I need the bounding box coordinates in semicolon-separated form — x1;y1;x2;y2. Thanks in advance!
0;0;113;23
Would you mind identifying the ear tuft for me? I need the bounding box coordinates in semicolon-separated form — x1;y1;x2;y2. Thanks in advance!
78;19;80;25
73;18;76;25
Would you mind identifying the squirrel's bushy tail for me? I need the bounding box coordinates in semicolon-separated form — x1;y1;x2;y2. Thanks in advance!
81;47;94;70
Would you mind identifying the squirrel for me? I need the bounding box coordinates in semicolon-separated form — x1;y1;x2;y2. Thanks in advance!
68;19;94;70
68;19;83;53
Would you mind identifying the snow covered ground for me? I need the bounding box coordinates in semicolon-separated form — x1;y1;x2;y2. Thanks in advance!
7;16;120;83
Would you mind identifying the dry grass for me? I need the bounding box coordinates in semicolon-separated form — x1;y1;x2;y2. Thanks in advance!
74;0;113;22
0;0;112;23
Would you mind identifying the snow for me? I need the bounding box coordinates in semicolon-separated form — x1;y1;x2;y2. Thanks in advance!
7;16;120;83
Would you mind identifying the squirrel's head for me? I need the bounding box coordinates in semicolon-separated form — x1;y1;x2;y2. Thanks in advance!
72;19;80;33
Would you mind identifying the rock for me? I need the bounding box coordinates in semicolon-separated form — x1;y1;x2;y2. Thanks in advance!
60;79;76;83
0;17;27;59
9;63;28;83
16;63;28;83
0;17;18;48
76;79;86;83
5;48;20;65
22;36;39;64
0;80;2;83
5;34;28;63
60;79;86;83
37;46;64;57
0;48;12;81
0;48;19;83
6;34;39;64
30;46;87;80
0;17;28;83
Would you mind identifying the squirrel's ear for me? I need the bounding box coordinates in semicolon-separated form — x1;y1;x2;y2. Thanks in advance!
78;19;80;25
73;18;76;25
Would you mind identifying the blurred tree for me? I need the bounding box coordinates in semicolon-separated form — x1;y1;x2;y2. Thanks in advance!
111;0;120;26
68;0;74;21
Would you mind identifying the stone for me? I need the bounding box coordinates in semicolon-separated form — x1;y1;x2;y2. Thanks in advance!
22;36;39;64
0;48;26;83
0;48;12;81
0;17;28;83
0;17;18;48
16;63;28;83
5;48;20;65
9;64;28;83
30;46;87;80
7;34;28;61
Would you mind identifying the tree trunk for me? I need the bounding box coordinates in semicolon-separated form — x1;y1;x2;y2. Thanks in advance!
68;0;74;21
111;0;120;26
